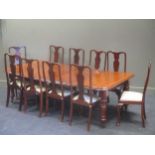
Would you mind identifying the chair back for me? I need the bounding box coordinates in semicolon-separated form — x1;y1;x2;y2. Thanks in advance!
89;49;106;71
69;64;94;104
4;53;22;87
107;51;126;72
142;63;151;101
9;46;27;59
49;45;64;63
42;61;64;98
69;48;85;66
21;58;42;93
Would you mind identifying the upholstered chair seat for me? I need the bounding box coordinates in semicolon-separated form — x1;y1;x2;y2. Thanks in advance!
120;91;143;102
73;94;100;104
48;89;71;97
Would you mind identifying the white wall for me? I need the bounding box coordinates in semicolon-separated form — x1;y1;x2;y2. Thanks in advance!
1;19;155;87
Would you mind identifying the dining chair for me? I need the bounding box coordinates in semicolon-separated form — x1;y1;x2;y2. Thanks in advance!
89;49;107;71
107;51;127;99
69;64;100;131
116;63;151;127
8;46;27;98
4;53;23;110
42;61;71;121
107;51;126;72
49;45;64;63
69;48;85;66
9;46;27;60
21;58;46;117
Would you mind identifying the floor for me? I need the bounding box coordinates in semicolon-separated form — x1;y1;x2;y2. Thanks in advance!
0;83;155;135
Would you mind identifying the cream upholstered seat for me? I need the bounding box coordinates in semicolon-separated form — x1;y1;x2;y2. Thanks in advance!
120;91;143;102
16;80;26;88
26;85;46;93
73;94;100;104
35;85;46;93
48;89;71;97
17;82;46;95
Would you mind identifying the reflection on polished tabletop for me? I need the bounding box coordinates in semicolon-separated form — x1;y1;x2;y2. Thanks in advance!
16;62;134;91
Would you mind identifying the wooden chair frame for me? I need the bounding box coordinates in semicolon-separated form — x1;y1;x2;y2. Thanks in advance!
69;48;85;66
9;46;27;59
116;63;151;127
106;51;127;99
49;45;64;63
107;51;126;72
4;53;23;110
42;61;70;121
22;58;44;117
89;49;107;71
69;64;99;131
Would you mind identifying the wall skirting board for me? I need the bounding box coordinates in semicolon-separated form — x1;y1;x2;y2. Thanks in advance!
130;86;155;91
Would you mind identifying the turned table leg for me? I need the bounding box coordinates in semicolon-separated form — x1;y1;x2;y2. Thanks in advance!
99;89;108;123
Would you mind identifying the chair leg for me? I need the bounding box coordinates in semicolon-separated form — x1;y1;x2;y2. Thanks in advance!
116;104;121;126
45;95;49;116
60;100;64;122
124;105;128;111
143;103;146;120
15;88;18;98
23;93;27;112
115;89;122;100
78;106;83;117
107;96;110;103
39;94;43;117
87;106;92;131
6;86;11;107
141;105;145;128
11;87;15;103
69;103;73;126
19;89;23;111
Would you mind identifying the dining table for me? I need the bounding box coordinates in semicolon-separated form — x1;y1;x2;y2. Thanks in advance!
9;61;134;123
